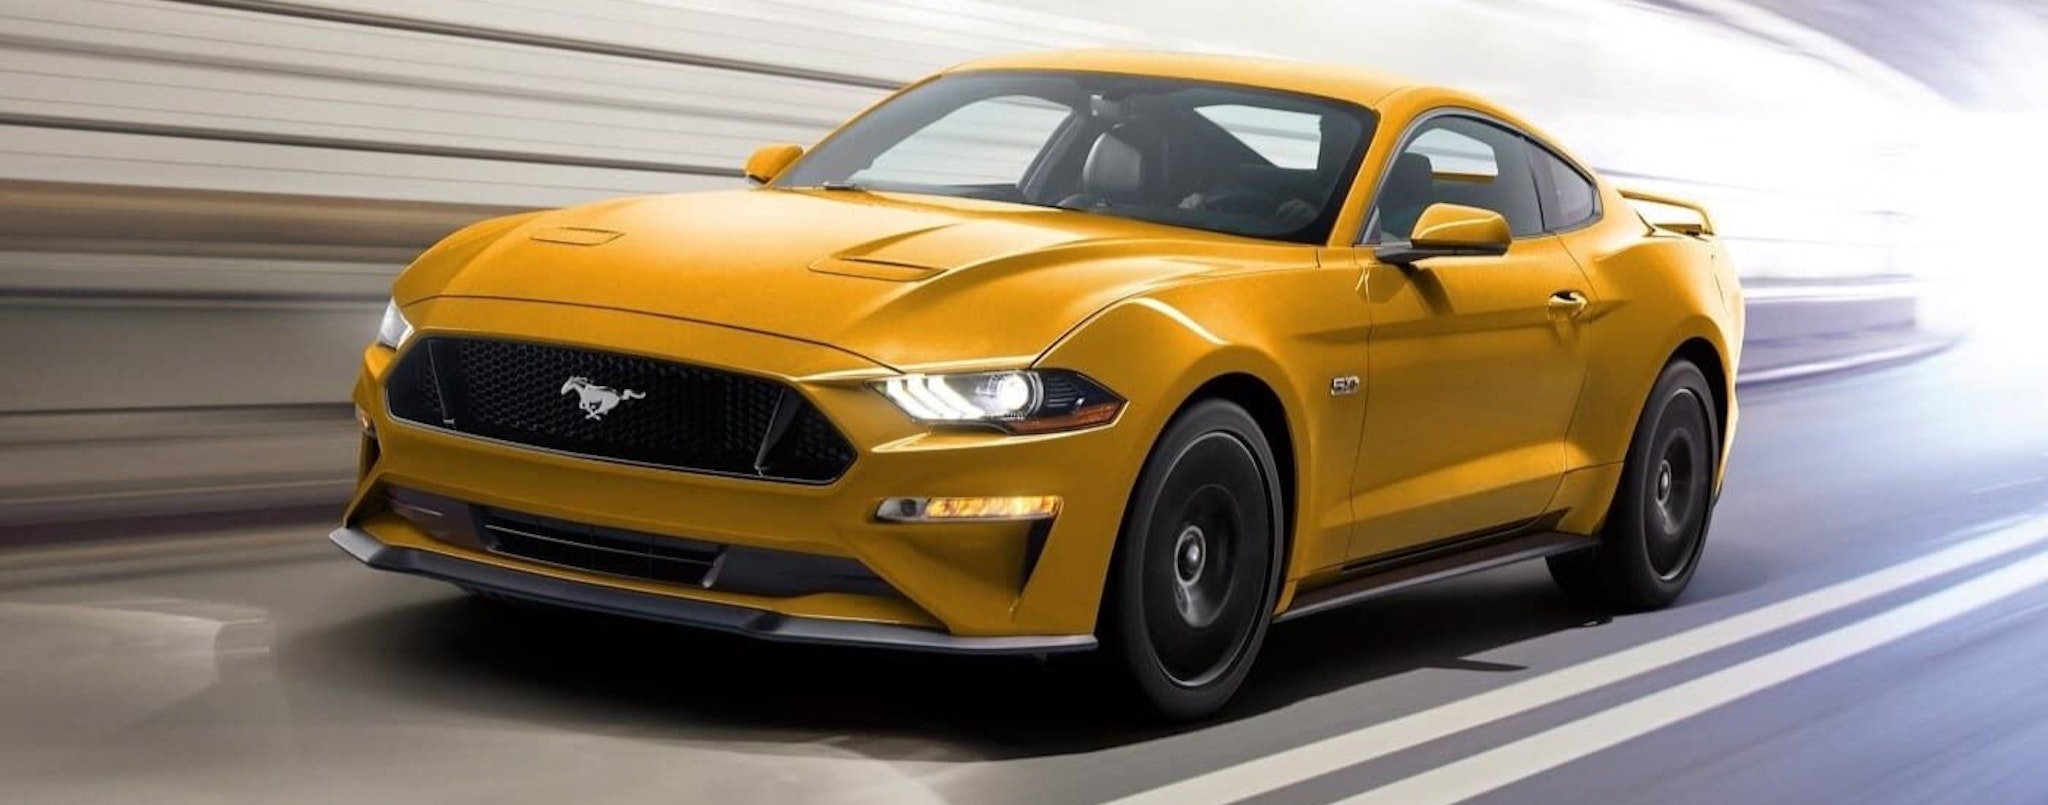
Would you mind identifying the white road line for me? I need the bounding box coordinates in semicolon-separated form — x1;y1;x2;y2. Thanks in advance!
0;532;321;571
1970;476;2048;496
1105;514;2048;805
1342;545;2048;804
1736;340;1954;387
1740;284;1921;303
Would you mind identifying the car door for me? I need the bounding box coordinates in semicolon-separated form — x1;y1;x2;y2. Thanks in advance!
1345;114;1595;560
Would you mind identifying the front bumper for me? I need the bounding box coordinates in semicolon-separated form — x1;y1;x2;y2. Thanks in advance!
330;526;1095;654
344;296;1156;644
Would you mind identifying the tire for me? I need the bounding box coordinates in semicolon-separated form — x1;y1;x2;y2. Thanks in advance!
1549;359;1720;609
1102;399;1285;720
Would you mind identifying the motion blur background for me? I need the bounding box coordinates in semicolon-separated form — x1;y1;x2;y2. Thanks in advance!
0;0;2042;533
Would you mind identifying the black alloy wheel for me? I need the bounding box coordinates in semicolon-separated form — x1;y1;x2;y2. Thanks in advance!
1104;399;1284;720
1550;359;1720;609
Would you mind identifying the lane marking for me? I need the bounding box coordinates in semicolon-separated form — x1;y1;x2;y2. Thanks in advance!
1736;339;1956;388
1106;514;2048;805
1342;545;2048;804
1970;476;2048;496
1740;283;1922;303
2;477;350;505
0;531;322;571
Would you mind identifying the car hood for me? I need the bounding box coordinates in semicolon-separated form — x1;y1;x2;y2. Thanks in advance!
393;189;1313;369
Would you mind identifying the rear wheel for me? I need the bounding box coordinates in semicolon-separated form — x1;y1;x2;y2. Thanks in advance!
1550;359;1720;609
1102;399;1284;720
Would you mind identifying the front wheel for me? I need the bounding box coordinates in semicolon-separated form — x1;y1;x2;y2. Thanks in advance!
1102;399;1284;720
1550;359;1721;609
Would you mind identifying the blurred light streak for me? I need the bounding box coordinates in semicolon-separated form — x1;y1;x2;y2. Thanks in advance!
0;0;2025;527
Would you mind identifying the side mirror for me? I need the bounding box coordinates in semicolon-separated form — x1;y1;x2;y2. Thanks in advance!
744;144;804;185
1375;203;1512;267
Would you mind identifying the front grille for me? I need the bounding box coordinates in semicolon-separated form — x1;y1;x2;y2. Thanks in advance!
479;508;719;586
383;337;855;483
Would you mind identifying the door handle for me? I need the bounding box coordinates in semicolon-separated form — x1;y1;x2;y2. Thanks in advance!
1548;291;1589;319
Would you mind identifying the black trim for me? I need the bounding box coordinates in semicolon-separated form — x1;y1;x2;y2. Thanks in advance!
381;487;899;598
1337;515;1543;574
419;339;461;428
1372;239;1508;267
331;527;1098;655
751;389;802;475
478;509;720;587
1019;518;1055;589
1279;517;1593;622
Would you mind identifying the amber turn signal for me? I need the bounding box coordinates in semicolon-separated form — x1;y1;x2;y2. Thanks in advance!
876;495;1062;522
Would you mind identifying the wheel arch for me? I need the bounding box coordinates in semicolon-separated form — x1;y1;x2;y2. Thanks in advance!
1037;287;1345;627
1178;373;1300;574
1090;368;1302;646
1672;335;1729;449
1038;292;1320;559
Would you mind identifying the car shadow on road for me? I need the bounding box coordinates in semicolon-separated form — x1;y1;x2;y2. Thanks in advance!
285;554;1743;762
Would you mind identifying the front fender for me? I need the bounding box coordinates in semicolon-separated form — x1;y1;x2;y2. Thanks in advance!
1034;267;1372;587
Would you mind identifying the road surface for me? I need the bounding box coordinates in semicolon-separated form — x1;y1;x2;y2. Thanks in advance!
3;318;2045;804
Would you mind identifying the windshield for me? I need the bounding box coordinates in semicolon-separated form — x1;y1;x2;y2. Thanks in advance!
775;71;1378;244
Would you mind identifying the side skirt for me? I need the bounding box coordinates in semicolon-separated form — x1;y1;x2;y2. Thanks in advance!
1277;518;1594;623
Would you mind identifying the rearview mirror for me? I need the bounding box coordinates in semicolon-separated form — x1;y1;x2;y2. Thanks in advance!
1375;203;1511;266
744;144;804;185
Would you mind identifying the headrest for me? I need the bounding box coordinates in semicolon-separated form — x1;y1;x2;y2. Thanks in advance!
1317;116;1349;178
1082;124;1157;202
1384;152;1435;202
1373;152;1439;240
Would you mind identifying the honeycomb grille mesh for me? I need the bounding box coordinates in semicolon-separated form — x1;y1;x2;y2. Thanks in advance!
384;337;855;483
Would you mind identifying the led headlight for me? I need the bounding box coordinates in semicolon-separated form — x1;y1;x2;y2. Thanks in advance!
872;370;1123;434
376;299;414;349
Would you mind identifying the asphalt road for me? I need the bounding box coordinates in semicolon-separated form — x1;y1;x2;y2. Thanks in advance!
4;316;2047;804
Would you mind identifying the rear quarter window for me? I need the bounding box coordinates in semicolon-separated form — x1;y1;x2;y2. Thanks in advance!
1534;148;1599;230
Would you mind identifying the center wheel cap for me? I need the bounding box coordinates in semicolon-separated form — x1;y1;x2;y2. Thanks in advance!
1175;525;1207;583
1656;461;1674;504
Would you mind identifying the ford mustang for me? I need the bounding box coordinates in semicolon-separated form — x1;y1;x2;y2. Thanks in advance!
333;50;1742;719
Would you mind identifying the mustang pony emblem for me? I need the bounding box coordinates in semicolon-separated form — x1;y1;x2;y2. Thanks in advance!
560;377;646;420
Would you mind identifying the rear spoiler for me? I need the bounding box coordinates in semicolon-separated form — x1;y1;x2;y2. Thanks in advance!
1619;188;1716;237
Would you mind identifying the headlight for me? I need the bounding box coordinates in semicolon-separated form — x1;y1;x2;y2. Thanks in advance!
376;299;414;349
872;370;1123;434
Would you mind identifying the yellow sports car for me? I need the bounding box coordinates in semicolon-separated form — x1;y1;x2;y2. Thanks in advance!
335;50;1741;718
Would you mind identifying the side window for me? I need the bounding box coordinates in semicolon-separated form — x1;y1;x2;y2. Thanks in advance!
1533;146;1599;230
856;95;1073;187
1370;116;1543;242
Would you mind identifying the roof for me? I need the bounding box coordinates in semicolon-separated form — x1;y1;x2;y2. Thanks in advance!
944;49;1420;108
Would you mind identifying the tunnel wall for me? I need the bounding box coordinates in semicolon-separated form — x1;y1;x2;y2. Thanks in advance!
0;0;1945;526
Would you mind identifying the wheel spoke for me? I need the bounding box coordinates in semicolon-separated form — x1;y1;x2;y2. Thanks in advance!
1141;432;1272;687
1644;389;1710;581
